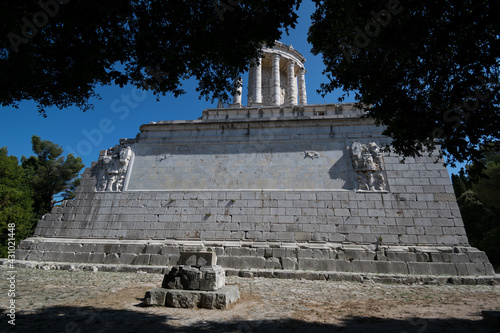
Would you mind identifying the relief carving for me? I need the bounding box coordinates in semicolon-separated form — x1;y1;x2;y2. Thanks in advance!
351;142;386;191
304;151;320;159
96;145;132;192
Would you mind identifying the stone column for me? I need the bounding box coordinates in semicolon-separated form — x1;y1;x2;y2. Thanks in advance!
298;68;307;106
231;77;242;107
272;54;281;106
247;64;255;106
253;57;263;105
287;60;297;106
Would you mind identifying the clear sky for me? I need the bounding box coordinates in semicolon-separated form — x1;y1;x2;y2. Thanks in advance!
0;1;461;176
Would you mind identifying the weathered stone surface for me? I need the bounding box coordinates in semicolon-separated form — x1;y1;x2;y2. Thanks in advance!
200;265;226;291
151;286;240;309
200;286;240;309
144;288;167;306
178;251;217;267
166;290;201;308
161;265;225;291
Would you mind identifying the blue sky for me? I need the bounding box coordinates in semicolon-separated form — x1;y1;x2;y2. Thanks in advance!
0;1;461;176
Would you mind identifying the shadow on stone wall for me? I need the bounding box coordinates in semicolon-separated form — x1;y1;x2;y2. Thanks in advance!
2;306;496;333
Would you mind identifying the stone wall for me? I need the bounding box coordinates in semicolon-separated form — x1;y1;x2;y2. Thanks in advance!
30;187;465;246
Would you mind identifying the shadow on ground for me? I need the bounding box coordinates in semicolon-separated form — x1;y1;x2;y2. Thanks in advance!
2;305;497;333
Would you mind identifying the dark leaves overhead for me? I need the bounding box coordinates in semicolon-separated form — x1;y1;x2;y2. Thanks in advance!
308;0;499;178
0;0;301;115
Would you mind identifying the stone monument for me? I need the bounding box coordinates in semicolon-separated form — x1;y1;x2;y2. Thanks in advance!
16;42;495;280
144;250;240;309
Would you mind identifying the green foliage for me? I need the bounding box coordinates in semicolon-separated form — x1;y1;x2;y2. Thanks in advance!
309;0;500;178
456;190;496;246
451;174;468;199
0;147;35;257
0;0;301;116
21;135;84;218
472;150;500;211
452;149;500;268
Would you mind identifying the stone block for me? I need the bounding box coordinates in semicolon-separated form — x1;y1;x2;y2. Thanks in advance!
294;232;312;241
157;286;239;309
408;262;431;275
88;253;105;264
297;249;314;258
386;251;417;262
465;263;486;276
281;257;298;270
376;251;388;261
145;288;167;306
74;252;91;263
391;261;409;274
428;263;458;276
343;249;367;261
298;259;336;271
467;251;489;263
132;254;151;265
15;249;29;260
17;240;34;250
162;265;225;291
450;253;470;263
335;260;353;273
166;289;201;308
178;251;217;267
373;261;392;274
143;244;163;254
454;263;468;276
103;253;120;265
200;265;226;291
149;254;170;266
265;257;281;269
119;253;137;265
352;260;374;273
484;263;496;276
415;252;430;262
180;266;203;290
429;252;443;262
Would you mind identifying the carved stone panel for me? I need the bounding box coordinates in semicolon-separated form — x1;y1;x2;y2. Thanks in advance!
95;145;132;192
351;142;387;191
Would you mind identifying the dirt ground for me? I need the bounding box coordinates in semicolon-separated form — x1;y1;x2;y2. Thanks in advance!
1;267;499;332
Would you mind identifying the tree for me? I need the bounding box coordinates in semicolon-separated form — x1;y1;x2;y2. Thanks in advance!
0;0;301;116
456;190;496;247
21;135;84;218
308;0;500;179
0;147;34;257
451;172;469;199
452;148;500;268
472;150;500;210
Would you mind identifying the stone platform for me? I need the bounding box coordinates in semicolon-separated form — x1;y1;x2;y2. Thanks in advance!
144;251;239;309
144;286;240;309
15;239;496;277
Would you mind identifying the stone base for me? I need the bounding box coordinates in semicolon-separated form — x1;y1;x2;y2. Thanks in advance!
162;265;225;291
144;286;240;309
16;238;496;277
7;259;499;285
